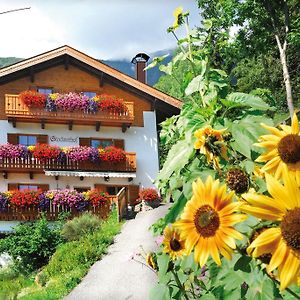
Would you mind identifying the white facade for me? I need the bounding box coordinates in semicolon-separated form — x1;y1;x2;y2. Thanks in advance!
0;111;159;192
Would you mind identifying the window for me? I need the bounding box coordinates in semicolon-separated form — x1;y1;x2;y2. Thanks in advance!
37;87;53;95
91;139;113;149
18;135;37;146
83;91;97;98
106;186;123;195
74;187;90;193
18;184;38;191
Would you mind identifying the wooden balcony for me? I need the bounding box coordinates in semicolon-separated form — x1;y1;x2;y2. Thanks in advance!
0;201;112;221
5;94;134;131
0;153;136;176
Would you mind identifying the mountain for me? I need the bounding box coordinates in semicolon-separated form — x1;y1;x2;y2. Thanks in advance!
0;49;173;86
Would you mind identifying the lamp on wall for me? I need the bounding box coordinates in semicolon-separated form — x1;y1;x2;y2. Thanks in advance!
104;176;110;182
80;176;84;181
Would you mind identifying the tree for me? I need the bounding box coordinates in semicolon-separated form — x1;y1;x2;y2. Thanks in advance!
198;0;300;116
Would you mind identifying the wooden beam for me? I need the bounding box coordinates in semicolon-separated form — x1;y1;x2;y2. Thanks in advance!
122;123;128;133
30;67;35;83
99;72;104;87
68;120;73;131
29;172;34;180
95;121;101;131
2;171;8;179
11;118;16;128
64;55;69;70
41;119;45;129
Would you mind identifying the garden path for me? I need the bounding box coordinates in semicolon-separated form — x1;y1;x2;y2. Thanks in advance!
65;204;170;300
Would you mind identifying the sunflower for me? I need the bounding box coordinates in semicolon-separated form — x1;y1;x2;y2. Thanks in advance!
241;168;300;290
162;226;187;260
255;113;300;185
194;126;228;170
174;176;245;267
172;6;184;30
146;252;157;271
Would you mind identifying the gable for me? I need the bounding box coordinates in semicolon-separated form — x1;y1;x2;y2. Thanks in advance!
0;62;152;126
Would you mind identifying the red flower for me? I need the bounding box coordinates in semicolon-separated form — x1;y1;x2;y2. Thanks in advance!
97;94;128;114
31;144;61;161
10;189;42;207
19;90;46;108
86;190;109;207
99;146;126;163
137;188;160;202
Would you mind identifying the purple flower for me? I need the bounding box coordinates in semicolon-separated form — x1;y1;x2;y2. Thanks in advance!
51;189;84;209
38;193;50;211
0;193;9;212
67;146;93;162
87;99;99;113
45;97;57;112
0;144;28;159
55;93;89;112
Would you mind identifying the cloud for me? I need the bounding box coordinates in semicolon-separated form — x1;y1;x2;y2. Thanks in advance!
0;0;200;60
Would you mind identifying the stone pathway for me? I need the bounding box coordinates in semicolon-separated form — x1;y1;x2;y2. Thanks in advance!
65;204;170;300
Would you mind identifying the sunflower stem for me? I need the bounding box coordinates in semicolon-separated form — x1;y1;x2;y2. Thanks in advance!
171;269;190;300
265;271;300;299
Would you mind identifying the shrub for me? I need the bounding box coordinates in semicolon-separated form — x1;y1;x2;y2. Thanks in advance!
61;212;102;241
0;217;63;272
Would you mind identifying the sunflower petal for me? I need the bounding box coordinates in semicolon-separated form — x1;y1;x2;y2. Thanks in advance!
267;239;288;272
291;113;299;134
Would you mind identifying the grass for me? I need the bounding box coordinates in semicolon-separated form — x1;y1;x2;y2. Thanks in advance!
0;210;122;300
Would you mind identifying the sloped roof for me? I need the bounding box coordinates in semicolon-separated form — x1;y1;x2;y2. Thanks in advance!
0;45;182;109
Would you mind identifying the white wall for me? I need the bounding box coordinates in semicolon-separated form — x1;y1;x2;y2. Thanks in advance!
0;111;159;191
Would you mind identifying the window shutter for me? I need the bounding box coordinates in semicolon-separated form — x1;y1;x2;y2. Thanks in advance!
94;184;107;192
7;133;19;145
113;139;125;150
8;183;18;191
38;184;49;192
128;185;140;206
37;135;48;144
79;138;91;146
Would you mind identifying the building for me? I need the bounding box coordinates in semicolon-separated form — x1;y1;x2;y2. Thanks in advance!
0;45;181;210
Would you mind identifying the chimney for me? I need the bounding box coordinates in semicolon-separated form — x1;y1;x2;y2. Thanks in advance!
131;53;150;84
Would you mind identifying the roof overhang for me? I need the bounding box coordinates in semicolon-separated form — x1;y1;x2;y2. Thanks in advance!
44;170;136;178
0;45;182;111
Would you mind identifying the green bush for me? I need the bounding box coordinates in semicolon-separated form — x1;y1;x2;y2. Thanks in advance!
0;217;63;273
61;212;101;241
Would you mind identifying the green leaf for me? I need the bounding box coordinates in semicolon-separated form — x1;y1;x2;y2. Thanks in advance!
164;193;188;224
200;293;217;300
149;283;169;300
202;19;213;30
227;92;275;111
234;256;252;273
144;54;169;70
159;62;173;75
157;253;170;277
157;139;194;181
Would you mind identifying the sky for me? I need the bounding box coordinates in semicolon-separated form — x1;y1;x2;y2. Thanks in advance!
0;0;200;61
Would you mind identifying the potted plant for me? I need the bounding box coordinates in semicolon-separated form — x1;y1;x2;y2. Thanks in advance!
19;90;46;108
137;188;161;209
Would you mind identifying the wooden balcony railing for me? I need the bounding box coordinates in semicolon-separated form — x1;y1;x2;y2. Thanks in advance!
5;94;134;131
0;197;115;221
0;153;136;174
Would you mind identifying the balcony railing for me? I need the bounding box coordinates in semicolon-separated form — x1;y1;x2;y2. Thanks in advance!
5;94;134;131
0;152;136;174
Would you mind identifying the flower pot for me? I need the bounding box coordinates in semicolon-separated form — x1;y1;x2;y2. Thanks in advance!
144;199;161;209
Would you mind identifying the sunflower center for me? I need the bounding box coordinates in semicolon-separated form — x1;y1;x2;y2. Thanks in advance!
281;207;300;251
194;205;220;237
277;134;300;164
226;168;249;194
170;238;182;251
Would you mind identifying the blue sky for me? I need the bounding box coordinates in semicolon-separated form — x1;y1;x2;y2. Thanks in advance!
0;0;200;60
